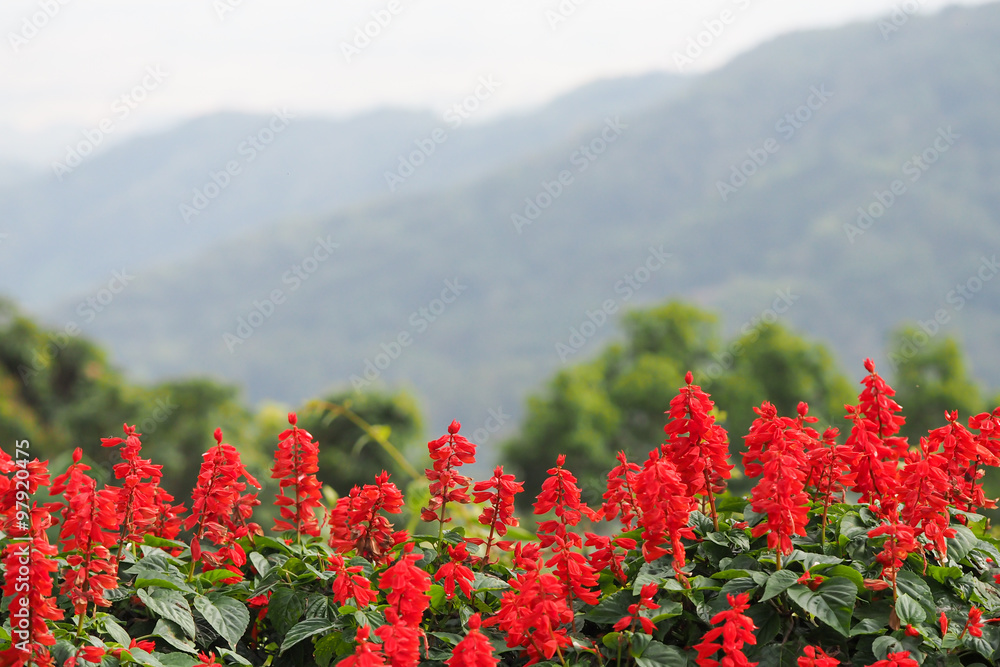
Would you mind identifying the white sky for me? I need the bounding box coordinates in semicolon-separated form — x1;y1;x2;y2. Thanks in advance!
0;0;991;159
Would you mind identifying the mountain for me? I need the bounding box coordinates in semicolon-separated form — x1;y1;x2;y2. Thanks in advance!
40;3;1000;460
0;73;686;307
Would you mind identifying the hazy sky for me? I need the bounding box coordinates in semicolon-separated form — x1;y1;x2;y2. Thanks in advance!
0;0;990;158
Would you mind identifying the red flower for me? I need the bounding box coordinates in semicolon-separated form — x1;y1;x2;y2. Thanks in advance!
693;592;758;667
421;420;476;530
468;466;523;566
495;549;573;666
329;555;376;608
185;429;262;574
634;449;696;575
110;639;156;659
939;612;949;636
100;424;165;558
960;606;984;639
898;437;954;560
798;646;839;667
797;571;824;591
337;627;387;667
867;651;918;667
602;451;641;531
49;449;121;616
613;582;659;635
447;614;498;667
584;533;635;584
744;402;813;559
379;543;431;626
194;651;218;667
661;372;733;529
328;471;407;565
434;543;475;600
271;412;323;538
904;625;920;638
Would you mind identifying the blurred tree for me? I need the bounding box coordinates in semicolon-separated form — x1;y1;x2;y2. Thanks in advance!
503;301;854;503
888;326;986;441
295;389;423;496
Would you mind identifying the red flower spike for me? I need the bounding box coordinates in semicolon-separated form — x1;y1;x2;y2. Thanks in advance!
798;646;839;667
602;451;641;531
271;413;323;538
469;466;523;565
329;555;376;608
434;543;475;600
661;374;732;529
692;592;758;667
379;544;431;626
904;625;920;638
867;652;918;667
744;402;813;559
940;612;949;636
422;421;476;532
495;549;574;665
328;471;407;565
634;449;696;575
337;627;387;667
194;651;219;667
447;614;498;667
960;606;984;639
613;582;660;635
897;437;954;561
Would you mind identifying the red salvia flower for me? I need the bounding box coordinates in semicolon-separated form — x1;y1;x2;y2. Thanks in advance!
110;639;156;660
693;592;758;667
379;543;431;626
633;449;696;575
661;371;733;529
185;429;262;575
867;652;918;667
533;455;601;612
447;614;498;667
494;547;574;666
867;521;918;596
100;424;164;559
965;408;1000;512
336;627;387;667
939;611;949;636
376;607;424;667
49;449;121;617
744;402;813;560
271;412;323;538
148;486;186;543
328;471;407;565
613;582;659;634
897;437;954;561
468;465;523;565
803;426;856;540
434;543;475;600
194;651;218;667
602;451;641;531
422;420;476;531
798;646;839;667
329;554;376;608
584;533;635;584
960;606;984;639
845;360;907;514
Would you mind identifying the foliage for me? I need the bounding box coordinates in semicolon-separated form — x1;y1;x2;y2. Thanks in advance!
504;302;854;501
4;359;1000;667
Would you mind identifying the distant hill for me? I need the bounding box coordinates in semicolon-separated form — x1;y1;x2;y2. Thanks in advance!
37;3;1000;460
0;72;686;307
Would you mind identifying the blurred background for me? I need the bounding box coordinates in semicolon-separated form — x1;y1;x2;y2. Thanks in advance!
2;0;999;507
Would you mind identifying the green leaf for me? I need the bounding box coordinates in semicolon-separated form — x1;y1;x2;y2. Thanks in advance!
873;636;904;661
760;569;799;602
602;632;624;650
127;648;165;667
153;653;200;667
825;565;864;592
254;535;294;554
785;551;843;571
894;593;926;625
280;618;337;654
135;577;194;593
143;535;189;551
586;589;634;625
196;569;242;585
215;648;251;666
194;595;250;648
947;525;978;564
635;640;687;667
151;619;198;654
472;573;509;592
314;634;342;667
786;577;856;636
712;569;752;580
851;618;888;636
895;571;934;612
269;586;306;637
249;552;271;577
138;589;196;639
101;616;132;646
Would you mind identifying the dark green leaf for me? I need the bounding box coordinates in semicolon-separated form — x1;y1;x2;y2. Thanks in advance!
635;640;687;667
194;595;249;648
947;525;978;564
138;588;196;639
280;618;337;654
151;620;198;654
872;636;904;660
786;577;856;636
249;552;271;577
585;589;635;625
153;654;200;667
269;587;306;637
760;569;799;602
101;616;132;646
895;571;934;612
894;593;926;625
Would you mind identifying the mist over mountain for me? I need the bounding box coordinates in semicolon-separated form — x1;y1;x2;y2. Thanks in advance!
20;3;1000;457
